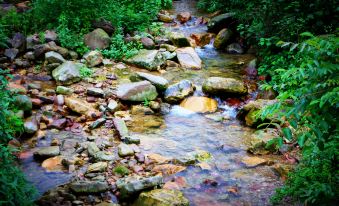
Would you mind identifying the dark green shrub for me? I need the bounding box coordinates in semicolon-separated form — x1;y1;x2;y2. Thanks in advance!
0;70;37;206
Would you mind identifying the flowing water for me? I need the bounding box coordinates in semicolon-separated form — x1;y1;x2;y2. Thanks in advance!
19;0;284;205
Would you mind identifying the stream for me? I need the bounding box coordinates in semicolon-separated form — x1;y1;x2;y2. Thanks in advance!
18;0;284;205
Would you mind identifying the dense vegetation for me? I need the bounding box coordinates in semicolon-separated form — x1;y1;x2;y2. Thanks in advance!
0;70;37;205
198;0;338;205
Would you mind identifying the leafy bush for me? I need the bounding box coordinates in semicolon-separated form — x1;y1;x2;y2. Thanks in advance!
0;70;37;206
79;66;93;78
259;34;339;205
198;0;338;42
102;28;142;60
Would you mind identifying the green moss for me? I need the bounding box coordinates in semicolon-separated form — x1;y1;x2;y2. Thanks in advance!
113;165;130;176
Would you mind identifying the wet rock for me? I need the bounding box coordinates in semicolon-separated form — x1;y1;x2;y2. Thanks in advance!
87;87;105;97
153;164;186;176
169;32;191;47
117;81;158;102
24;51;35;60
89;118;106;129
24;117;38;134
160;44;177;52
113;118;129;140
180;96;217;113
161;50;177;60
95;203;119;206
239;99;278;127
247;128;279;155
202;77;247;95
69;181;109;193
45;51;66;64
118;143;135;157
87;142;100;157
14;95;32;112
56;86;74;95
141;37;155;49
131;105;154;115
190;33;213;47
95;151;115;161
177;12;191;24
176;47;202;70
241;156;268;167
226;43;244;54
125;49;166;71
41;156;64;171
134;72;169;91
160;103;171;114
87;162;108;173
116;175;163;199
48;118;67;130
52;61;82;85
164;80;195;103
214;28;233;49
10;32;26;51
134;189;189;206
84;28;111;50
34;146;60;159
44;30;57;42
64;97;99;119
207;13;236;32
125;136;141;144
4;48;19;60
107;100;119;112
158;13;174;23
83;50;103;67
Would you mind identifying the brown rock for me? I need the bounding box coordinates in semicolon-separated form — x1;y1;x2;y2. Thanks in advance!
177;12;191;23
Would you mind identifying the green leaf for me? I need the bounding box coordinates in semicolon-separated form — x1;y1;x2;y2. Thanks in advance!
282;127;293;140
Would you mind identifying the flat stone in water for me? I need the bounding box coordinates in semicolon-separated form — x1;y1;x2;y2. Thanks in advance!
134;189;189;206
180;96;218;113
69;181;109;193
241;156;268;168
34;146;60;159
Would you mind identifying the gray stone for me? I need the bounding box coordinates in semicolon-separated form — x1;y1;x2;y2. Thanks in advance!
89;118;106;129
87;162;108;173
135;72;169;91
207;13;235;32
95;151;115;161
87;87;105;97
113;118;129;140
226;43;244;54
202;77;247;95
107;100;119;112
56;86;74;95
34;146;60;159
83;50;103;67
118;143;134;157
87;142;100;157
24;117;38;134
52;61;82;85
124;136;141;144
176;47;202;70
125;49;166;71
116;175;163;199
84;28;111;50
214;29;233;49
164;80;195;103
14;95;32;112
69;181;109;193
45;51;66;64
169;32;191;47
4;48;19;61
117;81;158;102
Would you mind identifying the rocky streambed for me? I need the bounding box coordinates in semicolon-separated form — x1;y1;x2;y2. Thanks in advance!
2;0;298;206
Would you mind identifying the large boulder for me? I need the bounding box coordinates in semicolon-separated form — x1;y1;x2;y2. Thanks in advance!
125;50;166;71
246;128;279;155
132;72;169;91
116;175;163;199
52;61;82;85
238;99;278;127
45;51;66;64
83;50;103;67
176;47;202;70
207;13;236;32
164;80;195;103
117;81;158;102
213;28;233;49
202;77;247;95
169;32;191;48
134;189;189;206
158;13;174;23
14;95;32;112
180;97;218;113
84;28;111;50
64;97;100;119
